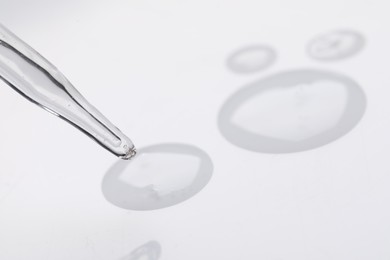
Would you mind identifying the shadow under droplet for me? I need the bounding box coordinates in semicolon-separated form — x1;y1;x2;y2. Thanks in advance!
307;29;365;61
120;241;161;260
218;69;367;153
102;143;213;211
226;45;276;74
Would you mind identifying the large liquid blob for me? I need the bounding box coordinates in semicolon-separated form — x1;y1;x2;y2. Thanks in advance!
218;69;366;153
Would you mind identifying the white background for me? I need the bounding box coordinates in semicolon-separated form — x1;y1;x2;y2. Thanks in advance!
0;0;390;259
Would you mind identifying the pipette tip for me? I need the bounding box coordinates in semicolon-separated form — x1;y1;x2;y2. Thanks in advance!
120;146;137;160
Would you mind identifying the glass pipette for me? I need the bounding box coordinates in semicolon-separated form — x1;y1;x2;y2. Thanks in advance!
0;23;136;159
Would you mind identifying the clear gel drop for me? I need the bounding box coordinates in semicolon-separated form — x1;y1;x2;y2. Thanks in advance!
120;241;161;260
218;69;366;153
226;45;276;74
307;30;365;61
102;143;213;211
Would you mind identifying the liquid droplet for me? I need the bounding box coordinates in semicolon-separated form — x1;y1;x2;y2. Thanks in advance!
218;69;366;153
102;143;213;211
307;30;365;61
226;45;276;74
120;241;161;260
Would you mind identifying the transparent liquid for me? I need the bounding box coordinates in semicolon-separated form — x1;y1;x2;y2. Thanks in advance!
120;241;161;260
0;23;135;159
218;69;367;153
226;45;276;74
307;30;365;61
102;143;213;211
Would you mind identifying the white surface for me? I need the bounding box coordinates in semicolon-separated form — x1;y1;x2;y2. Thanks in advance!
0;0;390;259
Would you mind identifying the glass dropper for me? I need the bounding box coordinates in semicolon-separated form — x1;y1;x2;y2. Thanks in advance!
0;23;136;159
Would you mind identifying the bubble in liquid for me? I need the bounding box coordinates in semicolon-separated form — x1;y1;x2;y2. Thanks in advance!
307;30;365;61
218;69;366;153
119;241;161;260
226;45;276;74
102;143;213;211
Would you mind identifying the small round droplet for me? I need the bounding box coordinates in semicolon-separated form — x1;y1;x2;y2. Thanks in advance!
226;45;276;74
102;143;213;211
121;241;161;260
307;30;365;61
218;69;366;153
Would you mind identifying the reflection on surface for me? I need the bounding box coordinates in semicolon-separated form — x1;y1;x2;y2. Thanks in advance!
102;143;213;211
120;241;161;260
218;69;366;153
226;45;276;74
307;30;365;61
